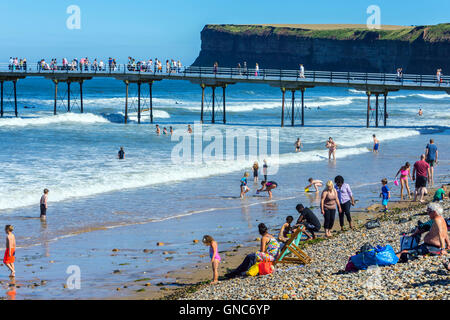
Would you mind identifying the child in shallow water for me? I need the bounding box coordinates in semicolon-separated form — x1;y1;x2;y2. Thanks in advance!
4;225;16;277
202;235;220;284
240;172;250;199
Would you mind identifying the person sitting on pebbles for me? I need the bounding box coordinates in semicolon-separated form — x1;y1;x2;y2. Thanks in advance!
397;203;449;259
278;216;293;243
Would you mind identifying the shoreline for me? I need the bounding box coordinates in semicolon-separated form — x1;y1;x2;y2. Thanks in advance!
122;183;449;300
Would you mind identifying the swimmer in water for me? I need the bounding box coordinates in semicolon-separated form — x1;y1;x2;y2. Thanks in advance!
240;172;250;199
163;127;168;135
418;108;423;116
187;125;193;134
169;126;173;135
118;147;125;160
325;137;337;160
294;138;303;152
257;180;278;199
373;134;379;153
155;124;161;135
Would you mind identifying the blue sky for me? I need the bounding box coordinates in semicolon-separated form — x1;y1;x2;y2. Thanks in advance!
1;0;448;64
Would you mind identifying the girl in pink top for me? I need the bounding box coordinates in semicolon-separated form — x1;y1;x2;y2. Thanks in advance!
395;162;412;200
202;235;221;284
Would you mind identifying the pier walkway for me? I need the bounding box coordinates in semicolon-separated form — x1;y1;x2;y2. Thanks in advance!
1;64;449;127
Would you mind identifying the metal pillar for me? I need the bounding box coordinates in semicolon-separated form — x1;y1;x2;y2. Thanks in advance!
1;81;3;117
375;93;379;127
80;81;84;113
291;90;295;127
200;84;205;124
124;80;129;124
149;82;153;124
13;80;17;117
67;82;71;112
53;80;58;115
366;92;371;128
383;92;388;127
281;88;285;127
211;86;215;124
301;88;305;126
137;82;141;124
222;85;226;124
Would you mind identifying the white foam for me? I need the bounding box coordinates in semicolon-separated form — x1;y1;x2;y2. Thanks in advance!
0;113;109;128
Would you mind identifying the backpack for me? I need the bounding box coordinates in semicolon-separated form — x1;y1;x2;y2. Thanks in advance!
400;234;420;251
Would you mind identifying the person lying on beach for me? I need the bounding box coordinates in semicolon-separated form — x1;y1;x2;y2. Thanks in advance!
257;181;278;199
202;235;221;284
293;203;321;240
433;185;447;202
240;172;250;199
278;216;293;243
305;178;323;192
397;203;449;258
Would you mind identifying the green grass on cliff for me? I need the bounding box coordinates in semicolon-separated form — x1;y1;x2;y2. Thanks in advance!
206;23;450;42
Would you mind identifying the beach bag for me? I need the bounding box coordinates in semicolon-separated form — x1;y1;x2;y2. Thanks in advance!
351;245;398;270
345;257;358;272
400;235;419;251
365;219;381;230
375;245;399;266
246;263;260;277
258;260;273;275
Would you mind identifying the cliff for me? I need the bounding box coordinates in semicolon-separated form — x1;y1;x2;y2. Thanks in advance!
192;24;450;74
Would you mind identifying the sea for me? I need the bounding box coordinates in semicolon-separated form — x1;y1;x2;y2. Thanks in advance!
0;76;449;299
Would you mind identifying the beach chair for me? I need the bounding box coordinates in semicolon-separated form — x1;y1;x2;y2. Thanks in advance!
274;225;312;266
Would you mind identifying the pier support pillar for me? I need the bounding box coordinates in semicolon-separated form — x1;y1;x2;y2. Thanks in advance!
13;80;17;117
366;91;371;128
281;87;286;127
53;79;58;115
222;85;226;124
149;82;153;124
1;81;3;117
291;90;295;127
383;91;388;127
79;81;84;113
301;88;305;126
200;84;205;124
137;82;141;124
211;86;215;124
124;80;129;124
375;93;379;128
67;81;71;112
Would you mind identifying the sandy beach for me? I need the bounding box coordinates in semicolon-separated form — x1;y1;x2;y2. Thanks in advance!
117;184;449;300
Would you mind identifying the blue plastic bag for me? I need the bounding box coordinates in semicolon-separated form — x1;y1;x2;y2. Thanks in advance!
350;245;398;270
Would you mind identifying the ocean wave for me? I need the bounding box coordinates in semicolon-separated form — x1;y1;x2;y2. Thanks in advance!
0;146;369;211
0;113;109;128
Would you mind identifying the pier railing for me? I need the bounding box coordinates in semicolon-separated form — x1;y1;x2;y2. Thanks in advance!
0;63;448;88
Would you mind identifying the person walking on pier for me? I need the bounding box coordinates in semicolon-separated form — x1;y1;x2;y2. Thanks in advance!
255;63;259;77
436;69;442;83
213;62;218;75
299;64;305;78
243;61;248;76
118;147;125;160
425;139;438;185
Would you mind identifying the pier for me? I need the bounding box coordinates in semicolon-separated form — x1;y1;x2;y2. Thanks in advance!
1;64;449;127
